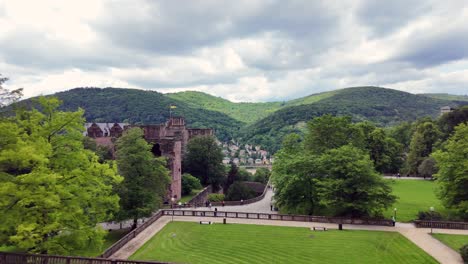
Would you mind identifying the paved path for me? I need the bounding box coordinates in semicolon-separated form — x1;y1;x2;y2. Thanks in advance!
178;188;277;214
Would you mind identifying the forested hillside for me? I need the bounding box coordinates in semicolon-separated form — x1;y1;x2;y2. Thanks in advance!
240;87;462;152
420;93;468;102
13;86;466;151
17;88;244;141
167;91;283;123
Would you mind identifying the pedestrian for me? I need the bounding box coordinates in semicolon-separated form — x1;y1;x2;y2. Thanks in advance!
205;200;209;207
397;173;400;178
209;202;212;208
270;203;273;211
241;199;244;205
222;200;225;207
214;207;218;216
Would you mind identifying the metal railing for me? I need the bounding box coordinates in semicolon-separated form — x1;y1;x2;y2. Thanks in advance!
162;209;394;226
413;220;468;230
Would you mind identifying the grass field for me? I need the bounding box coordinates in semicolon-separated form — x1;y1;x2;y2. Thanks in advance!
130;222;436;264
385;180;444;222
432;234;468;251
0;229;129;257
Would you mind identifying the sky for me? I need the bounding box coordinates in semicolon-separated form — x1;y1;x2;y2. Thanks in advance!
1;0;468;102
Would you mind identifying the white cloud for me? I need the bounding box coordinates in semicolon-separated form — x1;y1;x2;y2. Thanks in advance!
1;0;468;102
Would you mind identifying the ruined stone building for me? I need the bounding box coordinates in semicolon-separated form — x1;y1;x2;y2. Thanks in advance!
85;117;213;201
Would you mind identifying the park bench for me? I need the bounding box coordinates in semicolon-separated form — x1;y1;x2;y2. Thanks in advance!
200;221;212;225
312;226;328;231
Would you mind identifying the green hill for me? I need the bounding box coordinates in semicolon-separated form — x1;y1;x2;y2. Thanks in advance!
12;86;466;150
17;88;244;141
167;91;283;124
419;93;468;102
240;86;461;152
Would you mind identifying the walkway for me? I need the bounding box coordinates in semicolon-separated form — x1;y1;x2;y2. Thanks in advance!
178;188;277;214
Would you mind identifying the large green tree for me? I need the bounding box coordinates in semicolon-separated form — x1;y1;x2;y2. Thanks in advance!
317;145;396;217
115;128;170;229
304;114;364;154
183;136;225;190
0;97;121;254
432;123;468;220
272;116;396;217
406;121;440;174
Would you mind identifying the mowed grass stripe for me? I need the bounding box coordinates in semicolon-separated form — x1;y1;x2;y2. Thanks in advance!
130;222;437;264
432;233;468;251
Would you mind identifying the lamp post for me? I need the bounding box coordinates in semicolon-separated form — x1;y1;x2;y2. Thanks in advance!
393;208;397;225
430;206;434;234
171;197;175;222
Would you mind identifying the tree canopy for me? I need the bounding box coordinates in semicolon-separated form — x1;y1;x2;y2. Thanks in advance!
115;127;170;228
183;136;225;190
0;97;121;254
432;123;468;220
272;115;396;217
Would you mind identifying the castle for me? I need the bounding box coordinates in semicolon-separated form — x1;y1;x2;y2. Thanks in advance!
85;117;213;201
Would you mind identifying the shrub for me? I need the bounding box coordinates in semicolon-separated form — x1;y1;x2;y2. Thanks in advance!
181;173;202;195
460;244;468;263
208;193;225;202
225;182;256;201
417;210;443;221
254;167;271;184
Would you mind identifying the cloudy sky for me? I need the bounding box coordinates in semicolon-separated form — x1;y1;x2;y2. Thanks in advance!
1;0;468;102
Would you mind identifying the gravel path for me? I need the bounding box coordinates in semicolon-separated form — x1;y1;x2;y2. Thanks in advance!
110;190;468;263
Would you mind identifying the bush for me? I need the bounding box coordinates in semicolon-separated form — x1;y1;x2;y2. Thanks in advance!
461;244;468;263
417;210;443;221
225;182;256;201
207;193;225;202
181;173;202;195
254;167;271;184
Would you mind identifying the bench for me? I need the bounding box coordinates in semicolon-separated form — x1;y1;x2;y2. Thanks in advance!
312;226;327;231
200;221;211;225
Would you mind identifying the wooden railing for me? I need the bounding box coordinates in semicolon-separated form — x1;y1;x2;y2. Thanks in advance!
162;209;394;226
100;211;164;258
413;220;468;230
0;252;170;264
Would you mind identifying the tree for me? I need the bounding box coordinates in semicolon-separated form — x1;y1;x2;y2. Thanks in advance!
254;167;271;184
0;97;121;254
0;75;23;108
183;136;225;190
181;173;202;196
417;157;437;178
438;106;468;140
304;115;364;154
225;182;256;201
406;121;440;174
432;123;468;220
115;128;170;229
317;145;396;217
224;161;238;192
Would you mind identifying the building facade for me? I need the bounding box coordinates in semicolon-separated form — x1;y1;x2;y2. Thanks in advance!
85;117;213;201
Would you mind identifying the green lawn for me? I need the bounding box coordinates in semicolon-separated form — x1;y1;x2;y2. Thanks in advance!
432;234;468;251
180;189;202;204
130;222;436;264
385;180;444;222
0;228;129;257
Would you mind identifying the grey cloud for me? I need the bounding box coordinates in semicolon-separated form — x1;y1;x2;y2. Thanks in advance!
356;0;432;36
394;27;468;68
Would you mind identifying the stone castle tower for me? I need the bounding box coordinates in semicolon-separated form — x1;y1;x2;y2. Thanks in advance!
85;117;213;201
